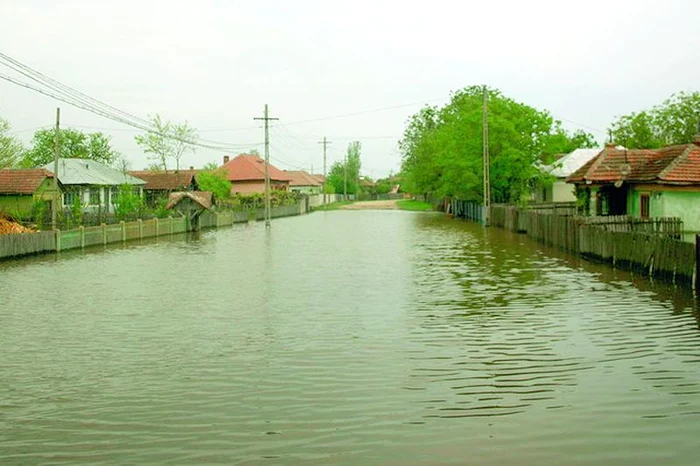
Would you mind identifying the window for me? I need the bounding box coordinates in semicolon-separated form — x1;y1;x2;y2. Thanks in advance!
640;193;650;219
89;187;101;206
63;188;79;206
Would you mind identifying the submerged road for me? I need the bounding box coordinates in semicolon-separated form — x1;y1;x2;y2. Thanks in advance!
1;210;699;464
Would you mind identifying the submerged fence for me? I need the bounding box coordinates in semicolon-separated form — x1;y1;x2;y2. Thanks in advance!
487;205;695;285
0;202;309;260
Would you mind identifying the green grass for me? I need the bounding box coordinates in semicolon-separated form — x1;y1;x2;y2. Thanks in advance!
311;201;355;211
396;200;434;211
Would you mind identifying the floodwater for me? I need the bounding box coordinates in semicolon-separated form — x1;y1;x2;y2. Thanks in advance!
1;211;699;465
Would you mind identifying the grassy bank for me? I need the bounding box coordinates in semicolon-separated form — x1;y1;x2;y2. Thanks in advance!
396;200;433;211
311;201;355;211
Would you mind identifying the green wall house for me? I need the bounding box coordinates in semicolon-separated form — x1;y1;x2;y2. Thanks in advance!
568;138;700;233
0;168;62;218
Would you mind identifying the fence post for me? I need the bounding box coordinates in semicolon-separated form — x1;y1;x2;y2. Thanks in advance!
169;216;173;234
138;219;143;239
102;223;107;245
121;220;126;242
55;229;61;252
79;225;85;248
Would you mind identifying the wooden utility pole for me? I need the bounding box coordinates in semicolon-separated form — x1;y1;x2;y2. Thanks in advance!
52;107;60;230
482;86;490;227
343;151;348;201
254;104;278;227
318;137;331;204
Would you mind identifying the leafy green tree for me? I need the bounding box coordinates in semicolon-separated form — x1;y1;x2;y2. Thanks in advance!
400;86;600;203
113;184;144;220
196;170;231;200
203;161;219;170
0;118;24;168
609;91;700;148
20;128;119;168
327;141;362;195
135;114;198;172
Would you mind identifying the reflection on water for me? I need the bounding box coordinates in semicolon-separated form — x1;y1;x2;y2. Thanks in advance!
1;211;699;465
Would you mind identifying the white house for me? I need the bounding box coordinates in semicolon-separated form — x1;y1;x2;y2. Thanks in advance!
538;149;603;203
42;158;146;214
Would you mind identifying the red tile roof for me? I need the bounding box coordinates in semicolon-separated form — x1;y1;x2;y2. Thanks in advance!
218;155;291;182
568;142;700;185
128;170;199;191
0;169;55;195
285;170;322;187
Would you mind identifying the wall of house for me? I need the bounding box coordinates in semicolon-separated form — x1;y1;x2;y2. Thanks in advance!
0;195;33;215
626;187;700;233
552;180;576;203
231;181;290;194
290;186;322;195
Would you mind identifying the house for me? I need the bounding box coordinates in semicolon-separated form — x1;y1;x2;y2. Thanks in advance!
285;170;322;194
128;169;199;206
218;154;290;194
0;168;62;217
537;148;604;203
42;158;146;214
567;137;700;232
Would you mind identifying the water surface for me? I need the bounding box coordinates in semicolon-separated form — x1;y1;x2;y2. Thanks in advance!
1;211;699;465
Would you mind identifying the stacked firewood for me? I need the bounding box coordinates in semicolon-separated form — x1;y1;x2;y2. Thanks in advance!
0;217;35;234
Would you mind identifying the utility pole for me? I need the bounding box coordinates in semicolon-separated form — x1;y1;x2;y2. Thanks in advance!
52;107;60;230
254;104;278;228
318;137;331;204
343;150;348;201
482;86;490;227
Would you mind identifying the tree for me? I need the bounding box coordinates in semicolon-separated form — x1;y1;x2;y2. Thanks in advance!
196;170;231;200
399;86;593;203
203;161;219;170
609;91;700;148
20;128;119;168
0;118;24;168
134;114;198;172
327;141;362;194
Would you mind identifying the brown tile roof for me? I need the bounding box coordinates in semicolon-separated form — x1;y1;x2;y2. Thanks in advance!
312;174;326;183
0;169;55;195
285;170;322;187
128;170;199;191
166;191;213;211
218;154;291;183
567;142;700;185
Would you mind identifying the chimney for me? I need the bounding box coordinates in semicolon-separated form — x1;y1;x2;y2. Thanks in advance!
189;166;194;170
223;155;230;164
605;142;616;150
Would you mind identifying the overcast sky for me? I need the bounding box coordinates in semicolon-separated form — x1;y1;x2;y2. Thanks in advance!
1;0;699;178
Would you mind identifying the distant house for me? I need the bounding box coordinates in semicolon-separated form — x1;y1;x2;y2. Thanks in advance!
285;170;322;194
567;137;700;232
537;148;603;203
218;154;290;194
42;158;145;214
128;170;199;206
0;168;62;217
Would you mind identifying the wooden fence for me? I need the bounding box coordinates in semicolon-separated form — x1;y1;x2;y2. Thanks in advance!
487;205;694;285
0;202;308;261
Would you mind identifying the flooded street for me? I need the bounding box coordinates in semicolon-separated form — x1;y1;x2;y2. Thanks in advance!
1;210;699;465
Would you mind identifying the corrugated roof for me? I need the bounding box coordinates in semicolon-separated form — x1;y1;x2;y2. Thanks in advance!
128;170;198;190
42;158;145;186
542;148;604;178
0;168;55;194
285;170;322;187
218;154;291;182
